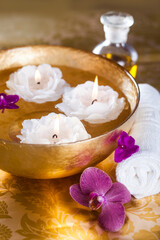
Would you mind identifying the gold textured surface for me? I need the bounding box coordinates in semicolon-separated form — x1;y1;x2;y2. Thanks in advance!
0;45;139;179
0;156;160;240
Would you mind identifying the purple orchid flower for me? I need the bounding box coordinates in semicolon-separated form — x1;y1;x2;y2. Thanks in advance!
0;93;19;113
114;131;139;163
70;167;131;232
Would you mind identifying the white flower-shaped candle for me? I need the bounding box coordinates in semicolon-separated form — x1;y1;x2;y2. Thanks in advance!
5;64;68;103
56;76;125;124
17;113;91;144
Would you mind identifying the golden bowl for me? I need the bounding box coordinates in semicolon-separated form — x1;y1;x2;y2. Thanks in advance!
0;45;139;179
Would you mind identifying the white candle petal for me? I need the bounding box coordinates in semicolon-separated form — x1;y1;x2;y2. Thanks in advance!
5;64;69;103
17;113;91;144
56;81;125;124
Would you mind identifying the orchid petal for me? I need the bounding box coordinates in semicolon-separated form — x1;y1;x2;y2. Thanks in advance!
6;104;19;109
118;131;128;146
0;93;6;98
6;94;19;103
80;167;112;195
125;136;135;147
105;182;131;204
70;184;89;207
98;202;125;232
114;144;139;163
114;147;126;163
131;145;139;156
0;93;19;113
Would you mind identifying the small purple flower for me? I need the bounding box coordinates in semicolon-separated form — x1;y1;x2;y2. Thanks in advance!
0;93;19;113
114;131;139;163
70;167;131;232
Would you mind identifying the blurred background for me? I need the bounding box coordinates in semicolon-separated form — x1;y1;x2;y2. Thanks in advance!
0;0;159;88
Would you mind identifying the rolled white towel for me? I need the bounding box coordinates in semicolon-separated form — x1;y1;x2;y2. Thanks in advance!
116;84;160;198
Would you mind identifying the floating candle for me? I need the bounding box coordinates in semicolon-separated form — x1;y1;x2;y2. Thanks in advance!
5;64;69;103
34;69;41;85
56;76;125;124
52;115;60;144
17;113;91;144
91;76;98;104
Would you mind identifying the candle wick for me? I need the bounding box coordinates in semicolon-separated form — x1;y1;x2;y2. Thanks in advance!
91;99;97;105
37;82;40;85
52;134;58;139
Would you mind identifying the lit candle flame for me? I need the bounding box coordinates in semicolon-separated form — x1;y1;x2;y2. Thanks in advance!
35;69;41;85
91;75;98;104
52;115;60;141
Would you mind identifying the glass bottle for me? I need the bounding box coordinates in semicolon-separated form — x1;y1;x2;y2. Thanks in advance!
93;11;138;78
